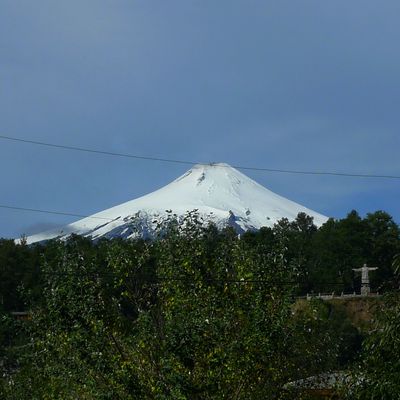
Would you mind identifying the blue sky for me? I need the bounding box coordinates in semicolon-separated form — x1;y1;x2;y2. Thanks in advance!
1;1;399;239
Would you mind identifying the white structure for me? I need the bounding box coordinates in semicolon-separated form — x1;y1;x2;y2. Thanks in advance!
353;264;378;296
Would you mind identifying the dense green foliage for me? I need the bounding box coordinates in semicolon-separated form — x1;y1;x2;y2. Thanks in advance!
0;210;399;398
242;210;400;294
345;258;400;399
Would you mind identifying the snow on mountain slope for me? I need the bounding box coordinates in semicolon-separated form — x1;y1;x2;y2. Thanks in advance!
25;163;328;244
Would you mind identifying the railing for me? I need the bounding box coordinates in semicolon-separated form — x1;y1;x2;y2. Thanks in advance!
297;292;381;300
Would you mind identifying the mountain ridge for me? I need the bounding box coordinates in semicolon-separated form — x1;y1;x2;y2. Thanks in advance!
24;163;328;244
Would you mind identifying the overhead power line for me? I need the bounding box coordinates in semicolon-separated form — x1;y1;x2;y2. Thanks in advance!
15;270;357;287
1;134;399;179
0;135;194;166
0;204;113;221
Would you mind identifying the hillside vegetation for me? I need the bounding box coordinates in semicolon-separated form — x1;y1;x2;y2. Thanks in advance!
0;210;399;398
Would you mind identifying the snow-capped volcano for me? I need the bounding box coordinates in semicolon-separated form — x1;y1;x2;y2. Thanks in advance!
25;163;328;244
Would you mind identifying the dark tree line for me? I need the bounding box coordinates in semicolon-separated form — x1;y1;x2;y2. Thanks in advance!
1;210;398;313
243;210;400;294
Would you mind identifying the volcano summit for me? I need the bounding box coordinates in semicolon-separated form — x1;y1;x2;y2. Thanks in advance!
25;163;328;244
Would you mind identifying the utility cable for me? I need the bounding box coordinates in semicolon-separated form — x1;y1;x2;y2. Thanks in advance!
24;270;357;286
0;204;113;221
1;134;399;179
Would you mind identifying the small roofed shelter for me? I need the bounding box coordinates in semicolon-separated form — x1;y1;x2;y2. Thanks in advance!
10;311;30;321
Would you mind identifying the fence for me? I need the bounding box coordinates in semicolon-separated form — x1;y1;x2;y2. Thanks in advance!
297;292;381;300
